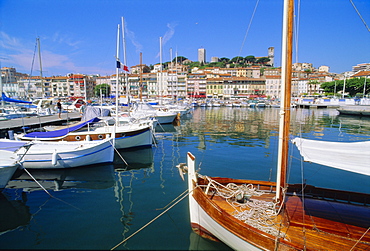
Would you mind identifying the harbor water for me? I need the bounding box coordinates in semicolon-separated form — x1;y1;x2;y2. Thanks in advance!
1;107;370;250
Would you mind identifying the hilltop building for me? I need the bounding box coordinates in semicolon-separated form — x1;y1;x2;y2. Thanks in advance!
198;48;206;64
268;47;274;67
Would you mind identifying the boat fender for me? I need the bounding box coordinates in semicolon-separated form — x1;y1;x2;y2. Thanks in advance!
8;130;14;140
86;135;91;141
52;151;59;166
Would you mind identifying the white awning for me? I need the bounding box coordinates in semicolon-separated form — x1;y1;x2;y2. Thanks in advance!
292;137;370;176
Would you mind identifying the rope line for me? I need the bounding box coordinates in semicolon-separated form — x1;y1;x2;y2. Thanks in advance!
349;0;370;32
110;188;193;250
199;175;286;238
350;226;370;251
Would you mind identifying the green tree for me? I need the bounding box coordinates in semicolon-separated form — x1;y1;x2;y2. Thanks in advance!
208;62;226;68
245;55;256;64
94;84;110;97
143;65;151;73
321;78;369;97
256;57;270;65
173;56;187;63
231;56;244;64
220;57;230;63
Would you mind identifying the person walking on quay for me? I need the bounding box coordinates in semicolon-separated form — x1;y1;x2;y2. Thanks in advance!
57;99;62;119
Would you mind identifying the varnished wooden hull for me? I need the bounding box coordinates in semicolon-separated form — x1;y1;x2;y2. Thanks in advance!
187;152;370;250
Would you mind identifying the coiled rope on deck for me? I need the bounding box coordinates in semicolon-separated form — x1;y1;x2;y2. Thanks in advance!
199;175;286;238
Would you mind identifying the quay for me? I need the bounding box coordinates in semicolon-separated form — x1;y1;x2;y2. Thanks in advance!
295;103;340;109
0;112;82;138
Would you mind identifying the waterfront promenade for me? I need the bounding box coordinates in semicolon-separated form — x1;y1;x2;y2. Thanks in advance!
0;112;81;138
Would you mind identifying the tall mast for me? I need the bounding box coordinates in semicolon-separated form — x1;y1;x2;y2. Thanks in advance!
37;37;44;97
342;77;346;98
140;52;143;102
0;64;3;107
115;24;120;122
363;78;367;98
170;47;173;100
175;50;178;104
121;17;129;108
159;36;163;104
276;0;294;203
83;78;87;102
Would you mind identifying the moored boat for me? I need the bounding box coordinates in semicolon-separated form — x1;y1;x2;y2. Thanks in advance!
0;138;114;169
0;150;22;189
182;0;370;249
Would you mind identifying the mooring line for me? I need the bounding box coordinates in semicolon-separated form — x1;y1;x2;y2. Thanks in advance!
22;167;82;211
155;189;189;210
110;139;128;166
110;188;194;250
17;142;81;211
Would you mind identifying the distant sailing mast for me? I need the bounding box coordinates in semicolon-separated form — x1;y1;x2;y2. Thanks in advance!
37;37;44;98
115;24;120;122
121;17;130;108
140;52;143;101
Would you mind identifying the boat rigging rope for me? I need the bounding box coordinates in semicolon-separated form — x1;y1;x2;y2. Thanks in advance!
199;175;286;238
238;0;260;58
350;226;370;251
349;0;370;32
110;187;196;250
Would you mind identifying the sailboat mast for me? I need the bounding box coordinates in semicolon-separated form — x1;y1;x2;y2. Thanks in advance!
276;0;294;203
342;77;346;98
140;52;143;102
170;47;173;100
121;17;130;108
115;24;120;123
37;37;44;97
159;36;163;104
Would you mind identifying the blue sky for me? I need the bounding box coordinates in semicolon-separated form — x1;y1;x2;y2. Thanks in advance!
1;0;369;76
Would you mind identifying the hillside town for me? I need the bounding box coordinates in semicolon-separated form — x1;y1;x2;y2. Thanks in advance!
1;47;370;101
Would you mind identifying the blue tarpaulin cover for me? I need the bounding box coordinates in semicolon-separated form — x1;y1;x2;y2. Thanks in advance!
1;92;32;104
0;140;29;152
23;117;100;138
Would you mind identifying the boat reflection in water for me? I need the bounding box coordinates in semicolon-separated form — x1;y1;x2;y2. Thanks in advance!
7;164;115;191
114;147;154;171
0;192;31;234
112;146;155;249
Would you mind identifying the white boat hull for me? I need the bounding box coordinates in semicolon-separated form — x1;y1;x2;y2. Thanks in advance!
155;114;177;124
14;138;114;169
188;195;261;251
115;128;153;149
187;152;261;250
0;150;21;189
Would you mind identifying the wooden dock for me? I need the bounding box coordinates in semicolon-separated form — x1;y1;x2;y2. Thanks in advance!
0;112;82;138
295;103;340;109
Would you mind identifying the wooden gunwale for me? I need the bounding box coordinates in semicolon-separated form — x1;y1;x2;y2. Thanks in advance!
193;176;370;250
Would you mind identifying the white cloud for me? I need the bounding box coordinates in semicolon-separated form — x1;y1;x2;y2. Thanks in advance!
162;22;178;45
125;24;143;53
155;22;178;59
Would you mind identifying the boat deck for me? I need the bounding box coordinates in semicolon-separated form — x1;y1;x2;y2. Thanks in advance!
199;177;370;250
0;112;81;138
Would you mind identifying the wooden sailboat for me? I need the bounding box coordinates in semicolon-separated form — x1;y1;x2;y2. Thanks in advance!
185;0;370;249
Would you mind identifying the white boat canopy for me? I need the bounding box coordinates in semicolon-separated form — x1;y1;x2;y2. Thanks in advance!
292;137;370;176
